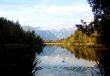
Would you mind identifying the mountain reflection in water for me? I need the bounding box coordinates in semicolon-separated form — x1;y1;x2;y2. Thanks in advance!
0;45;109;76
33;45;106;76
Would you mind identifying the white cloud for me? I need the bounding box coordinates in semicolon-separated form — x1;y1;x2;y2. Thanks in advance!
47;4;91;15
38;55;96;67
0;2;93;29
39;0;50;5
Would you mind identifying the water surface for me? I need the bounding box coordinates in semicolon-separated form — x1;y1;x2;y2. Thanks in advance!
34;46;101;76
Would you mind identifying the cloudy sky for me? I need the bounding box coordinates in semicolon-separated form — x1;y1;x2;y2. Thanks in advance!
0;0;93;29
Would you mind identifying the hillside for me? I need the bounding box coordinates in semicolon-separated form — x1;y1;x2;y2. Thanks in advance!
55;29;99;45
0;17;44;48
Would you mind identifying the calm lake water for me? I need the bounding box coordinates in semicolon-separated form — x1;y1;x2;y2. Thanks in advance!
33;45;102;76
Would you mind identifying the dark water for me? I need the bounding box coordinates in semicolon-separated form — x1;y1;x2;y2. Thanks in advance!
33;46;104;76
0;45;109;76
0;47;42;76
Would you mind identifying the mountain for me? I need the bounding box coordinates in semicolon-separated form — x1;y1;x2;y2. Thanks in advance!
35;29;58;40
22;25;75;40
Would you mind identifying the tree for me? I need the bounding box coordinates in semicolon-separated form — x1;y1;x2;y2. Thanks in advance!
88;0;110;46
15;20;21;30
0;17;44;47
87;0;110;76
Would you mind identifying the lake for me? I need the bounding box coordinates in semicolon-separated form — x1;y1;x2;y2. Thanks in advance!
1;45;108;76
33;45;104;76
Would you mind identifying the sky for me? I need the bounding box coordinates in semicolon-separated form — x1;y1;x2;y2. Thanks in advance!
0;0;94;29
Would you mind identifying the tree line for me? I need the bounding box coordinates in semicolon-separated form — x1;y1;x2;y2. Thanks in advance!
0;17;44;48
55;21;100;45
55;0;110;46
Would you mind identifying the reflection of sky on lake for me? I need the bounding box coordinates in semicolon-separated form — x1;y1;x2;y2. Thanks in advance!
37;46;96;67
34;46;101;76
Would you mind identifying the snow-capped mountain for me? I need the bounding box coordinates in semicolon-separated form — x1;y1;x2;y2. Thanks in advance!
22;25;75;40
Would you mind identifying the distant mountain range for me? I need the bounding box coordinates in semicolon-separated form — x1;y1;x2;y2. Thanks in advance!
22;25;75;40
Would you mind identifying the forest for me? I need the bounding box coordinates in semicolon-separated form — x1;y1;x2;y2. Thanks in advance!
0;17;44;76
0;17;44;49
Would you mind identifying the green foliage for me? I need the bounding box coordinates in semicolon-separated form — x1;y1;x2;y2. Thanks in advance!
57;28;98;45
88;0;110;17
54;19;99;45
0;17;44;47
76;21;94;36
88;0;110;46
87;1;110;76
0;17;44;75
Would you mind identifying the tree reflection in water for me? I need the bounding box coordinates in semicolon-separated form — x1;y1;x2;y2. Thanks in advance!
99;49;110;76
53;44;109;76
0;47;43;76
1;44;109;76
